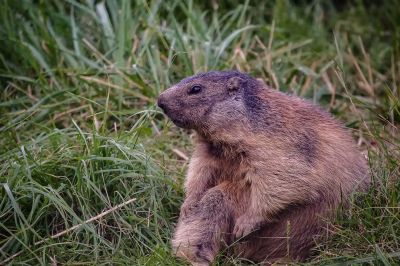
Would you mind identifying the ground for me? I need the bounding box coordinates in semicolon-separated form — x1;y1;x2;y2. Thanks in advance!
0;0;399;265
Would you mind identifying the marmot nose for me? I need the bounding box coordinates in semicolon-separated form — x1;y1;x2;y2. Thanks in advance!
157;95;167;113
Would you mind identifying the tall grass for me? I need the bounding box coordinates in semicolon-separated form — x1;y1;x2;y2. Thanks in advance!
0;0;399;264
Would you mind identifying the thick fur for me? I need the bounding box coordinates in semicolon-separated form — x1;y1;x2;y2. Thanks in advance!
158;71;370;265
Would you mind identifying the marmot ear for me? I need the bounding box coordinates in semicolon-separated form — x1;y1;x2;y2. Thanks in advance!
227;76;244;95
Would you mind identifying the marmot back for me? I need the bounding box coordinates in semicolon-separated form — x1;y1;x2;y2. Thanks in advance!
158;70;369;265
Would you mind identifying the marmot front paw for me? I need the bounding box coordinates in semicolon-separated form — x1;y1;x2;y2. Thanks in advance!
233;215;262;239
172;237;213;265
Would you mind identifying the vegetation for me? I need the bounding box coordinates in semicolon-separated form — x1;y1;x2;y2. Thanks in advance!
0;0;399;264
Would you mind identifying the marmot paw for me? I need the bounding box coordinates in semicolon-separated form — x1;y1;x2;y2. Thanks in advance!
233;215;262;239
173;240;213;266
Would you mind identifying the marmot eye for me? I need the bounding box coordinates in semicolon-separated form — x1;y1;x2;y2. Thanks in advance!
188;85;202;95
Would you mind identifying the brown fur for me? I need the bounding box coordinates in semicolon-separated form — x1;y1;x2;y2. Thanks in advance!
157;71;370;265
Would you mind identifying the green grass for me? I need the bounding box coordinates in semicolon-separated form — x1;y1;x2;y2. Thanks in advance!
0;0;399;265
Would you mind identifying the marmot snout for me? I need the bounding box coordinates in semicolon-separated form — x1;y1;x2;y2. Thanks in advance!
159;70;369;265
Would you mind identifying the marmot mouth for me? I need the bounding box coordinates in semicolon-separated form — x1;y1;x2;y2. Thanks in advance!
171;118;190;129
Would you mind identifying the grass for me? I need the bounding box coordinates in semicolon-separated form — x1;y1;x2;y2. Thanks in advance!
0;0;399;265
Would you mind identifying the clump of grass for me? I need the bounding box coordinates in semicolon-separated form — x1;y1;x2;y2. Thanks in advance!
0;0;399;264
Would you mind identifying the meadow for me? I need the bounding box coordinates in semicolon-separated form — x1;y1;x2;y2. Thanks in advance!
0;0;399;265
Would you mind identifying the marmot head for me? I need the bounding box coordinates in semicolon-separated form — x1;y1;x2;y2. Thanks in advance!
157;71;263;136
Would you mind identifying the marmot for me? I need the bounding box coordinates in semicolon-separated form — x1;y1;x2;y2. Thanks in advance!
157;71;369;265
